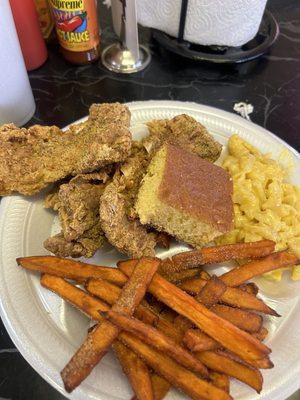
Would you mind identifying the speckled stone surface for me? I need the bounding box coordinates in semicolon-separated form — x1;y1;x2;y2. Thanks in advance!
0;0;299;399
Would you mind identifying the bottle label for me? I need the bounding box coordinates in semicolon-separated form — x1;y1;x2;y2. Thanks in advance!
49;0;99;52
34;0;55;39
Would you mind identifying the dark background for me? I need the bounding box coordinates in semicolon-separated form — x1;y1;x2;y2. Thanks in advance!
1;0;300;399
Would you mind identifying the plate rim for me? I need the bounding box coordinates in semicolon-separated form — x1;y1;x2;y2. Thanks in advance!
0;100;299;400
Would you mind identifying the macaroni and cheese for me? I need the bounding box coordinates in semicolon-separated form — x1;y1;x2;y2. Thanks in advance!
217;135;300;281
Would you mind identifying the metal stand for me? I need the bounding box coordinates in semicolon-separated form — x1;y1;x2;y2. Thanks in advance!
102;0;151;73
101;43;151;73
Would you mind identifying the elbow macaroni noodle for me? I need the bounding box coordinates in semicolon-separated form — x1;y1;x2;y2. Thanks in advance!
217;135;300;281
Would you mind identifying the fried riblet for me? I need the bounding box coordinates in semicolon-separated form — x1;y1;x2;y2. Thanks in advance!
44;171;112;258
100;166;157;258
100;114;222;257
0;103;131;196
145;114;222;162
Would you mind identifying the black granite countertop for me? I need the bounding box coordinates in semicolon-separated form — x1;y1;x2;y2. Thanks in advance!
1;0;300;399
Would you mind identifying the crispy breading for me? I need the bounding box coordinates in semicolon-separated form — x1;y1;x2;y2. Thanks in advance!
145;114;222;162
119;142;150;219
100;170;157;258
44;189;60;211
57;171;111;242
0;103;131;196
44;233;102;258
44;170;112;258
100;114;222;257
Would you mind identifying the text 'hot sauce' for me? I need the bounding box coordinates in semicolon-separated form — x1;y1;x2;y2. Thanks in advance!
49;0;100;64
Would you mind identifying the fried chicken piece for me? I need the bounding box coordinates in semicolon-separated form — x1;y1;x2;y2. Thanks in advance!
0;103;131;196
145;114;222;162
100;114;222;257
44;170;112;258
44;233;102;258
118;142;151;219
100;170;157;258
44;189;60;211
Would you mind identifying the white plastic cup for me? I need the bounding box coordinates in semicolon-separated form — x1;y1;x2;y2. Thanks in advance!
0;0;36;126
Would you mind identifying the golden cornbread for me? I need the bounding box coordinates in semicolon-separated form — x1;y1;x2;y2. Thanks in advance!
135;144;233;248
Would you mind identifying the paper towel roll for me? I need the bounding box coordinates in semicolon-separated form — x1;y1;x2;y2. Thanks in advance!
0;0;35;126
137;0;267;47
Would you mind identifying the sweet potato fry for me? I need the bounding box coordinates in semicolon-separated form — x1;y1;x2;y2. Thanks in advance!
86;278;158;325
125;258;199;284
61;320;117;393
174;315;193;332
119;261;271;363
158;258;180;275
184;328;270;355
247;355;273;369
113;341;153;400
106;258;159;315
158;257;199;277
220;349;273;370
131;375;171;400
201;240;276;263
239;282;259;295
209;372;230;393
155;317;184;344
106;310;209;377
42;273;265;393
171;240;276;269
117;258;139;271
122;334;232;400
162;268;201;283
179;277;207;294
252;327;268;342
187;330;272;369
40;274;109;319
146;296;166;314
158;308;178;322
61;257;160;392
86;277;180;344
179;277;279;316
222;288;279;316
195;351;263;393
89;269;271;368
195;275;227;307
86;278;121;305
41;274;159;400
220;251;299;287
184;329;220;352
210;305;263;333
149;373;171;400
18;256;127;286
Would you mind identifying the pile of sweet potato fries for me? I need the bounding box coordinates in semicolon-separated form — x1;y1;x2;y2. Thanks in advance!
17;240;299;400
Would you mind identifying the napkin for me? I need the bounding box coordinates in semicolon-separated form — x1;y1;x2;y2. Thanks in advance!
137;0;267;47
0;0;35;126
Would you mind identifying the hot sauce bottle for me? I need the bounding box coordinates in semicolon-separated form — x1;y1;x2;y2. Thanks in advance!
49;0;100;64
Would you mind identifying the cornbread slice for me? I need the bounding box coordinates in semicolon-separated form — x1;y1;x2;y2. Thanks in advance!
135;144;233;248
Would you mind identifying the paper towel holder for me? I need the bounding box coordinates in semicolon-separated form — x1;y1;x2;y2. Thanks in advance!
152;7;279;64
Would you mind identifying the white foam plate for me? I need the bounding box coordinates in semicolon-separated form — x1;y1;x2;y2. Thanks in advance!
0;101;299;400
